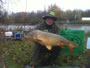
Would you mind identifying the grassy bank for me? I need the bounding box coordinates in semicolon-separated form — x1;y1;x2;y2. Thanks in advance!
0;40;35;68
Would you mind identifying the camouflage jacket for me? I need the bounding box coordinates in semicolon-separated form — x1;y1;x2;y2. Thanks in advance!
35;22;60;34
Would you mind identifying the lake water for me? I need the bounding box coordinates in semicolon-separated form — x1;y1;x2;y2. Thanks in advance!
0;25;35;30
0;24;90;32
59;24;90;32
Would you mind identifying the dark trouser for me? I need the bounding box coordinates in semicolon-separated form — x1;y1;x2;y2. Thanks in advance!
30;43;61;66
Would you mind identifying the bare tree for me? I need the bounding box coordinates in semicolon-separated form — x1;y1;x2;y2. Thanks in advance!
0;0;3;22
0;0;3;9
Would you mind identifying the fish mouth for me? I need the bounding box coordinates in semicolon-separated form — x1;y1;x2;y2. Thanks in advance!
24;36;33;40
24;36;29;39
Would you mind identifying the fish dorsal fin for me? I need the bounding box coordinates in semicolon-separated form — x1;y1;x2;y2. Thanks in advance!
46;45;52;50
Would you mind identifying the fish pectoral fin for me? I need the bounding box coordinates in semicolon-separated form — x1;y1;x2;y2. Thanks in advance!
46;45;52;50
68;44;73;54
57;42;65;48
60;45;64;48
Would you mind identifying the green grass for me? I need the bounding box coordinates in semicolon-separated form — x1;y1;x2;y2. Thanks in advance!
0;40;35;68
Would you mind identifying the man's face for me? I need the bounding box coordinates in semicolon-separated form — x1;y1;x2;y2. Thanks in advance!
45;18;54;25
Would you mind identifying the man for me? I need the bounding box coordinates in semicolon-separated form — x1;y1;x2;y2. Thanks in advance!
30;12;63;67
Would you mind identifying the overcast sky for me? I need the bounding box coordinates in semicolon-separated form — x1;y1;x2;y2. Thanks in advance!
4;0;90;13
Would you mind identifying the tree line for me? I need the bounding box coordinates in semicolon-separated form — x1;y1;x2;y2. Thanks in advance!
0;4;90;25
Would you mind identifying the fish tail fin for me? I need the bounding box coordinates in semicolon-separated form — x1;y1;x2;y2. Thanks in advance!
68;43;74;54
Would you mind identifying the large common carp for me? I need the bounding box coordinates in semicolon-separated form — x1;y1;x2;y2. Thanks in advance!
24;30;78;53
